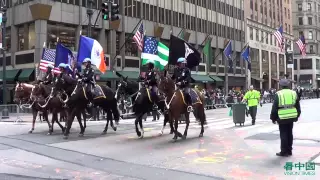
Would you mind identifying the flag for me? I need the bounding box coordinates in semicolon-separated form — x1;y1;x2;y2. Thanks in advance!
241;45;251;71
224;40;233;69
179;29;184;40
274;25;284;50
141;37;169;70
55;43;74;73
133;22;144;51
39;48;61;74
168;35;201;69
296;35;306;56
77;35;107;73
203;37;213;66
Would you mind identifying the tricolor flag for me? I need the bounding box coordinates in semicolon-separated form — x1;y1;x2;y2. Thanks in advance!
296;35;306;56
274;25;284;51
77;35;107;73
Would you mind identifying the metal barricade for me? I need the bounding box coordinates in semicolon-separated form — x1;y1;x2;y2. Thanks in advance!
0;104;38;123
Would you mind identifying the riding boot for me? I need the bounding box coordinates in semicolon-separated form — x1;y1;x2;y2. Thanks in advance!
186;93;193;112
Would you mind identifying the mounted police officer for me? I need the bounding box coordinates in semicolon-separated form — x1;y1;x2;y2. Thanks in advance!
43;64;54;85
81;58;95;104
142;60;158;107
270;79;301;157
171;57;193;112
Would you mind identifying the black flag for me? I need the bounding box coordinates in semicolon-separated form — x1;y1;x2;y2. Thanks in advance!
169;35;201;69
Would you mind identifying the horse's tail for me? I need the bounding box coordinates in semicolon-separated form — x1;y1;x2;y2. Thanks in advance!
194;90;206;123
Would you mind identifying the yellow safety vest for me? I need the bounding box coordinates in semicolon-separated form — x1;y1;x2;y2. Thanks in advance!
277;89;298;120
244;90;260;107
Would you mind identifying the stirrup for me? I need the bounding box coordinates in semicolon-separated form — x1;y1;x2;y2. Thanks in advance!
187;106;193;112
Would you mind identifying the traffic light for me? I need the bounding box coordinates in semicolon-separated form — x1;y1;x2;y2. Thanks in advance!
110;3;119;21
101;3;109;20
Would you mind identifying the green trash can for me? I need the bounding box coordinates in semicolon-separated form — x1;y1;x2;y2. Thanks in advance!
232;103;246;126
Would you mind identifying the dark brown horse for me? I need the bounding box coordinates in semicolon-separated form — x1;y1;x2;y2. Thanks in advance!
32;83;66;134
158;74;206;141
14;82;52;133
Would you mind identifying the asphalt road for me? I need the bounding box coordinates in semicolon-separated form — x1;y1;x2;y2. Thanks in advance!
0;99;319;180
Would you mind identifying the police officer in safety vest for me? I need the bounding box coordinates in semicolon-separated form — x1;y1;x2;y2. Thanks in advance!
242;85;260;125
270;79;301;157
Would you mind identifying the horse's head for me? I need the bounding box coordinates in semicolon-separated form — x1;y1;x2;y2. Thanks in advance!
158;74;175;95
14;82;34;104
115;77;130;100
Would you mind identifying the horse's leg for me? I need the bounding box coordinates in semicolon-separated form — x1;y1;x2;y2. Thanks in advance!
48;112;57;135
43;111;52;134
159;114;167;135
63;108;76;139
76;111;85;137
28;109;38;133
138;113;144;139
135;113;142;137
169;114;174;134
82;111;87;130
54;112;65;133
182;113;190;140
111;99;120;126
199;107;206;137
173;115;183;141
101;109;112;135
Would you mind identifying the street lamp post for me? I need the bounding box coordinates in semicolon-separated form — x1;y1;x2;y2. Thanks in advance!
1;1;8;119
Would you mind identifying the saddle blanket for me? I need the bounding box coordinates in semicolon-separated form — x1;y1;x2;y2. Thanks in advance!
179;88;202;105
83;85;106;100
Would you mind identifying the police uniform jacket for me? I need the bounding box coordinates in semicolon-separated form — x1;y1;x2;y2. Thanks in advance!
173;67;191;87
270;89;301;125
82;67;95;83
145;70;157;86
43;72;53;85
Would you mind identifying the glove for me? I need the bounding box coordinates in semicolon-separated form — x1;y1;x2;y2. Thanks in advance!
272;120;276;124
77;79;82;82
177;82;181;85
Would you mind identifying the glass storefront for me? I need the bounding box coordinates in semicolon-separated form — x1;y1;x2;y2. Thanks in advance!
47;23;77;50
17;23;35;51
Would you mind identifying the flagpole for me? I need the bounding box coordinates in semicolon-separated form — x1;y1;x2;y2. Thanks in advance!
177;28;184;38
111;18;143;71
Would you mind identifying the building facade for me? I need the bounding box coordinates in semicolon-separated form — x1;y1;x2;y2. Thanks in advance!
292;0;320;89
1;0;246;94
244;0;294;90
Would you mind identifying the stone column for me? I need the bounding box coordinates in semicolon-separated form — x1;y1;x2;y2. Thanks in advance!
259;49;262;89
10;26;18;65
268;51;271;89
276;53;280;89
34;20;47;64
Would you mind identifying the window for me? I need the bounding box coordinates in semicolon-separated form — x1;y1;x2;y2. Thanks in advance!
298;17;303;25
284;8;287;17
288;10;290;19
300;59;312;69
17;23;36;51
308;31;313;39
307;3;311;11
316;59;320;70
308;17;312;25
298;4;302;11
256;29;259;41
250;27;253;40
310;45;314;53
47;23;78;51
3;28;10;52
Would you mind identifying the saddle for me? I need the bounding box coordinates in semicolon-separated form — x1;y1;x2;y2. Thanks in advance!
83;84;106;100
179;88;202;105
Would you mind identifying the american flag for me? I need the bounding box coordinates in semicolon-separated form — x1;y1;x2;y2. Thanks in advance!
296;35;306;56
274;25;284;51
39;48;61;74
133;23;144;51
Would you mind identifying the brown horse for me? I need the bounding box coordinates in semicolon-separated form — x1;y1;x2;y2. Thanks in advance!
158;74;206;141
14;82;52;133
32;83;66;134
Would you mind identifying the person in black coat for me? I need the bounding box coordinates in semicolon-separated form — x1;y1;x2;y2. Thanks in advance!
270;79;301;157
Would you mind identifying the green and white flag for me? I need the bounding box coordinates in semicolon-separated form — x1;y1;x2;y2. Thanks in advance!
141;36;169;70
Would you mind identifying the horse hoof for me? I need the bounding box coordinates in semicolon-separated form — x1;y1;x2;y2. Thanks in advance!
63;136;69;140
62;128;66;133
158;131;163;136
113;127;117;131
170;131;174;134
47;132;52;135
28;130;33;134
101;131;107;135
78;133;84;137
199;134;203;137
182;135;187;140
136;131;141;137
139;135;144;139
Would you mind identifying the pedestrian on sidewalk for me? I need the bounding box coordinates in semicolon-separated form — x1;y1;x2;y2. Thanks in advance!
270;79;301;157
242;85;260;125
